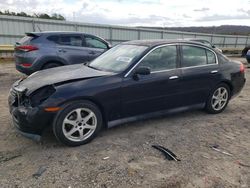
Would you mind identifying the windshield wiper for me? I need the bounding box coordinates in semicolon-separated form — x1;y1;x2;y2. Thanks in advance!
86;64;101;71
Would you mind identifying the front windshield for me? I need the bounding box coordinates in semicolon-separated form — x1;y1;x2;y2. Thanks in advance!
88;44;148;73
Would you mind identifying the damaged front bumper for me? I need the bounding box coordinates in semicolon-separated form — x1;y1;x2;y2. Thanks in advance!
8;83;55;141
9;105;54;141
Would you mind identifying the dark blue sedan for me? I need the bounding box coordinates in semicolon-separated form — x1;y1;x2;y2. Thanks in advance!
9;40;246;146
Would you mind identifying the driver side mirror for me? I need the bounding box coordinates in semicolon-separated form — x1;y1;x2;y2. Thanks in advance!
133;67;151;80
134;66;151;75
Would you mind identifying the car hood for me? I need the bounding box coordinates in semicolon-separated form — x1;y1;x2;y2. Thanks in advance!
14;64;113;95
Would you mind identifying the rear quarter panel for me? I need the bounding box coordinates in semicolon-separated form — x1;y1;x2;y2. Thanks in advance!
219;61;245;97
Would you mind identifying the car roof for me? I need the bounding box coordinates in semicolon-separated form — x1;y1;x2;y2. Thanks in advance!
122;39;211;48
25;31;109;43
26;31;98;37
185;38;211;42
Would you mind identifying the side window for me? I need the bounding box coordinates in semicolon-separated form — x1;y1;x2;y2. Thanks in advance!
138;45;177;72
60;35;83;47
85;36;108;49
47;35;60;44
217;53;229;63
206;50;216;64
182;46;207;67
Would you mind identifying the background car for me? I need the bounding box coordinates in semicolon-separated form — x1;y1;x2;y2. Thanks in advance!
246;49;250;63
241;45;250;57
14;31;111;75
186;38;223;53
9;40;245;146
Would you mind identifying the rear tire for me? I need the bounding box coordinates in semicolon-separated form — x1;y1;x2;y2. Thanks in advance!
42;62;61;70
205;83;230;114
53;100;103;146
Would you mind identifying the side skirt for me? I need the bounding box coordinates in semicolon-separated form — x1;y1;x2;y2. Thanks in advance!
108;103;205;128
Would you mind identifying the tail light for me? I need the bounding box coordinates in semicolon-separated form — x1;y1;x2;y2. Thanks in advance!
15;45;38;52
240;63;245;73
20;63;32;67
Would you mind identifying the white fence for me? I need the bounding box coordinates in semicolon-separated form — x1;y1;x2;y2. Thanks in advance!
0;15;249;48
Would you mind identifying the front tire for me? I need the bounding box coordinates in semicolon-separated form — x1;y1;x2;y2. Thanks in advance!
205;84;230;114
53;101;103;146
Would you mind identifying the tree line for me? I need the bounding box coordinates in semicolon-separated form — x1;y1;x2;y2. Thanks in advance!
0;10;66;21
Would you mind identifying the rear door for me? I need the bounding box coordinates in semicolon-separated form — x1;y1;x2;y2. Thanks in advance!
179;44;221;106
121;45;183;118
83;35;109;61
56;34;89;64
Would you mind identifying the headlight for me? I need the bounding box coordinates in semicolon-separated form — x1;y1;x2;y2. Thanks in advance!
30;85;56;107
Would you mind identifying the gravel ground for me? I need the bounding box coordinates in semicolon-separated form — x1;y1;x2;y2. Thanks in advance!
0;58;249;188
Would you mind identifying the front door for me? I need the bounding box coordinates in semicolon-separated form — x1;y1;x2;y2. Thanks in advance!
121;45;183;118
56;34;89;64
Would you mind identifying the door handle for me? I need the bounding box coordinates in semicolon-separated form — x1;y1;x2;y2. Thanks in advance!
210;70;218;74
169;76;179;80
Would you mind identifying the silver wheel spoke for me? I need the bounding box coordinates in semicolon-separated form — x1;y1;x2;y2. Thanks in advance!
218;100;222;107
84;112;94;122
218;88;221;95
62;107;98;142
79;129;84;139
66;127;78;136
212;95;219;100
84;123;96;130
75;109;83;121
64;118;77;126
212;100;219;107
221;89;227;97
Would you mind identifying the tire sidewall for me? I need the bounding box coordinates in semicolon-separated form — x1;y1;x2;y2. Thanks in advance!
206;83;231;114
53;100;103;146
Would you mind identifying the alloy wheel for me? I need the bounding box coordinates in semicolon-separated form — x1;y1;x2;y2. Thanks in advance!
211;87;229;111
62;108;97;142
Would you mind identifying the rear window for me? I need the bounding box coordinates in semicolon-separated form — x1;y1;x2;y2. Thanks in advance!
217;53;230;63
47;35;60;43
181;45;217;67
182;46;207;67
47;35;83;47
60;35;83;46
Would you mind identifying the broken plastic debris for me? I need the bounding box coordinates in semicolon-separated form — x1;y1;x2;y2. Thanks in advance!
103;156;110;160
152;145;181;161
211;145;233;156
32;166;47;178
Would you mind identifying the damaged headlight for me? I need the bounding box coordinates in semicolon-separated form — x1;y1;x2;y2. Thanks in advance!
30;85;56;107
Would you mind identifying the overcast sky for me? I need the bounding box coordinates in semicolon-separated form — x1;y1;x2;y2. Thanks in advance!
1;0;250;27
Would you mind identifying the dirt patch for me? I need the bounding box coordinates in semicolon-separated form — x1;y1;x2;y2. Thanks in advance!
0;60;249;187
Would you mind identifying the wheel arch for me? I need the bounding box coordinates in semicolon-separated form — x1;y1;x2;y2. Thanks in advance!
41;60;64;69
220;80;233;97
58;97;108;129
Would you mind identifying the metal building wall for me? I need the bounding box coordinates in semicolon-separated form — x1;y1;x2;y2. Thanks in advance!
0;15;249;48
